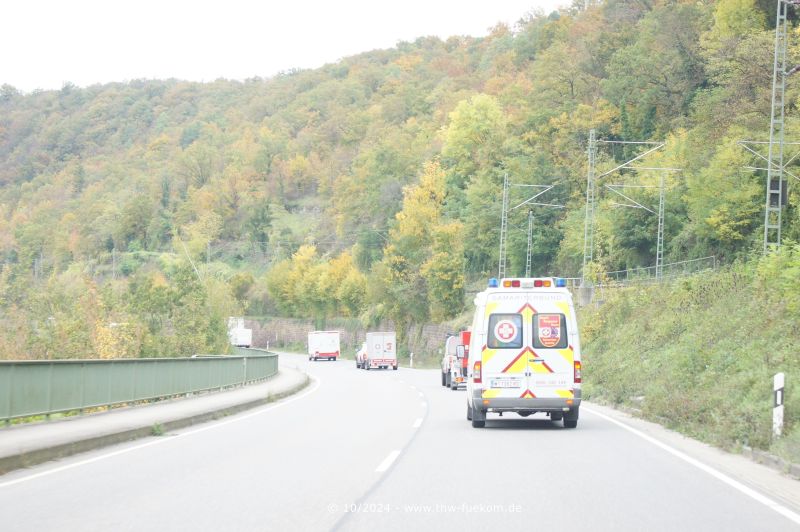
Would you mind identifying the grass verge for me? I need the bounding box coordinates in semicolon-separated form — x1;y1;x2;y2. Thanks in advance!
579;257;800;464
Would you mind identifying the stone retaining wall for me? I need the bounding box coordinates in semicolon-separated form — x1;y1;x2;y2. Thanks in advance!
245;317;460;360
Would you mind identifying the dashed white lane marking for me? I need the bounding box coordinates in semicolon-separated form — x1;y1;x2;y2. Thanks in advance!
375;450;401;473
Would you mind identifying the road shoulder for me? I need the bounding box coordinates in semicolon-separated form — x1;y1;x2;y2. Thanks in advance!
584;401;800;513
0;366;309;475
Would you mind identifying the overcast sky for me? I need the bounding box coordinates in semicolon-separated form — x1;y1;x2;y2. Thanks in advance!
2;0;569;92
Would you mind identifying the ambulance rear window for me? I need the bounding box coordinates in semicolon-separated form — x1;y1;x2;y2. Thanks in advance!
533;313;567;349
487;314;523;349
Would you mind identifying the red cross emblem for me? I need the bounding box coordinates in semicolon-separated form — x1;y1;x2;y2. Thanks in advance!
494;320;517;342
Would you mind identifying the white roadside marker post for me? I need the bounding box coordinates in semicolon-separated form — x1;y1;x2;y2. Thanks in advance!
410;352;414;368
774;372;785;438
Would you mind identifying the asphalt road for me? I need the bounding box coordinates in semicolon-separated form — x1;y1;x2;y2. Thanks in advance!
2;352;799;531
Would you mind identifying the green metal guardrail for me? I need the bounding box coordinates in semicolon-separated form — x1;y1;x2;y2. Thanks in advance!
0;349;278;423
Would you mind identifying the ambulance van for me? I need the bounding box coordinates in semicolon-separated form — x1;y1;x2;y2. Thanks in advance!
466;277;582;428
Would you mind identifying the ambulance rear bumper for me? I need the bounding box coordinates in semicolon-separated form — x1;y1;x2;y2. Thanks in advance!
471;389;581;411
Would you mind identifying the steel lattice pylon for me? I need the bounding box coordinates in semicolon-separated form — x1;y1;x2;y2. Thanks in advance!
581;132;676;284
764;1;793;252
498;178;562;279
498;173;510;279
525;210;534;278
656;173;666;280
581;129;597;286
763;1;800;251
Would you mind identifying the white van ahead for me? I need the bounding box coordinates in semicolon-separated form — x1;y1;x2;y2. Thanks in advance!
466;277;582;428
307;331;341;361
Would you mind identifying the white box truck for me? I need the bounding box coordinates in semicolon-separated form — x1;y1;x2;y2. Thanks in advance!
227;317;252;348
308;330;341;361
363;331;397;370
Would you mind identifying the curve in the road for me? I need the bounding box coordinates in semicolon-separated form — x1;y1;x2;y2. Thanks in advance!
0;375;322;490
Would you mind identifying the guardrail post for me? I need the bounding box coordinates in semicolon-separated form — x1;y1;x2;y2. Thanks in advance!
242;357;247;385
46;363;53;421
79;362;86;415
774;372;785;438
106;360;112;411
5;364;14;426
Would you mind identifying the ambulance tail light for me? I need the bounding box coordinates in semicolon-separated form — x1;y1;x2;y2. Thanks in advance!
473;361;482;384
574;361;582;384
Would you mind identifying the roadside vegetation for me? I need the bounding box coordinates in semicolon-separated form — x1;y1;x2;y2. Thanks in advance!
580;245;800;463
1;0;800;360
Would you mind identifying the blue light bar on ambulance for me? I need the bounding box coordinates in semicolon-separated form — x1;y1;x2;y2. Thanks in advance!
494;278;565;289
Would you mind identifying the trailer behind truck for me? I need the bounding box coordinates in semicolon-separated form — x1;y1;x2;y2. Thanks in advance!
364;331;397;370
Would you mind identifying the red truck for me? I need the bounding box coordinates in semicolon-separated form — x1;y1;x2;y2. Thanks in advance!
441;330;471;390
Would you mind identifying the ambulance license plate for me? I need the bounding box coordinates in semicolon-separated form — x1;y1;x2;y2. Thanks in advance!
491;378;521;388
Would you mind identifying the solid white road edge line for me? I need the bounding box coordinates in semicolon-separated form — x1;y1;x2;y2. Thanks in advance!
585;407;800;526
0;375;322;489
375;450;401;473
412;418;422;429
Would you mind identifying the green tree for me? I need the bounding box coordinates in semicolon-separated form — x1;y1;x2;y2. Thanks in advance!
442;94;507;193
246;203;272;252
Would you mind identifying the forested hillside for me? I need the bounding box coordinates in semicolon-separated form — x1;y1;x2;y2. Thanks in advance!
1;0;797;359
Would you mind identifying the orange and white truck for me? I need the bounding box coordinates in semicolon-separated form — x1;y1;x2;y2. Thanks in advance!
466;277;582;428
440;335;458;386
450;330;471;390
441;331;470;390
355;342;367;368
307;330;341;361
